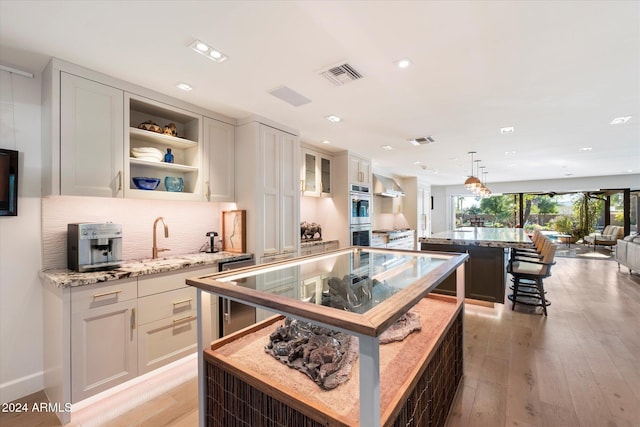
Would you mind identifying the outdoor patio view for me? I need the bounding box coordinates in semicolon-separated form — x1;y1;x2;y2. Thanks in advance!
454;191;638;246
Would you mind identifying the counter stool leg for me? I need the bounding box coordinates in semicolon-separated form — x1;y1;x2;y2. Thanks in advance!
537;279;548;316
511;277;519;310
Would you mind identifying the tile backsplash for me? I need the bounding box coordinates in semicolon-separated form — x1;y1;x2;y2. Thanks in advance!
42;195;233;270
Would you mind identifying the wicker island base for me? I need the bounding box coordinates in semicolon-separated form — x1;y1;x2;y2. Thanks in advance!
204;296;463;427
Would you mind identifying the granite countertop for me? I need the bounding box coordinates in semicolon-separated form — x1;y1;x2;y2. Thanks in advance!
41;251;253;288
300;239;339;248
420;227;533;249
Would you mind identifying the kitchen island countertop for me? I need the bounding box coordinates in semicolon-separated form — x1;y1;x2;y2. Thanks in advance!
420;227;532;249
41;251;253;288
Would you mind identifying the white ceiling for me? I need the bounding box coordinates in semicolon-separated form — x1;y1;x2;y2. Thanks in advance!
1;0;638;186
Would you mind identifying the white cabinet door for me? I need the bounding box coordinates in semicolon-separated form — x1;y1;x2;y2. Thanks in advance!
60;72;124;197
301;148;332;197
260;125;281;256
280;131;299;254
350;155;371;186
417;186;431;238
260;125;299;256
301;149;318;196
203;117;235;202
71;298;137;402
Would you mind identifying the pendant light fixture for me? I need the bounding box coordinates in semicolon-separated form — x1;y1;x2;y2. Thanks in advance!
464;151;481;191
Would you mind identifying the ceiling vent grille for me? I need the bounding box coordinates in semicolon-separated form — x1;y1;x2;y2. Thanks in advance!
413;136;435;145
319;63;363;86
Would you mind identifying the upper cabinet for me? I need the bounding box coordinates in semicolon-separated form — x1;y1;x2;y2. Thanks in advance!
42;58;236;202
301;147;332;197
236;120;300;260
125;94;203;201
203;117;235;202
59;72;124;197
350;153;371;187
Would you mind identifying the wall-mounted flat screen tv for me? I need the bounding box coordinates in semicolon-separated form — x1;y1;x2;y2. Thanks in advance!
0;149;18;216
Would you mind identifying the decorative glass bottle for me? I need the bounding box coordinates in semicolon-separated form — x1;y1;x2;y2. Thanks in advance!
164;148;174;163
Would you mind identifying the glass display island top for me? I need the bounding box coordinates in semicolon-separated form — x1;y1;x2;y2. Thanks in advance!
187;247;468;337
187;247;468;427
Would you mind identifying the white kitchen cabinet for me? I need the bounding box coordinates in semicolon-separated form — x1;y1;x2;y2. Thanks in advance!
350;154;371;187
60;72;124;197
137;287;197;375
42;57;236;201
236;120;300;260
203;116;235;202
301;147;332;197
70;279;137;402
125;94;203;200
417;186;431;239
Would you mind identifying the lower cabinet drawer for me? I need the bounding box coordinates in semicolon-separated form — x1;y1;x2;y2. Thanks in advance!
137;312;197;375
71;278;137;314
137;287;197;325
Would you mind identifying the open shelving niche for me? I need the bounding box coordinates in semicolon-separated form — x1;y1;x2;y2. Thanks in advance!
125;95;203;200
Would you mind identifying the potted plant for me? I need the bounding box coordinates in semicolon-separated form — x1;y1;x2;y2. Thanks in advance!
552;215;578;243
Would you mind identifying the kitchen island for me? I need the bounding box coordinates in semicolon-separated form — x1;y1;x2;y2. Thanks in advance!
420;227;533;303
187;247;467;427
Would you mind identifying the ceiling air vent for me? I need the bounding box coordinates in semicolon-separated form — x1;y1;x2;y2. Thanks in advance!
414;136;435;145
319;63;363;86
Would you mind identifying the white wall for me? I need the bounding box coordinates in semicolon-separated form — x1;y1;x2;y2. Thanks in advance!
0;68;44;403
431;174;640;232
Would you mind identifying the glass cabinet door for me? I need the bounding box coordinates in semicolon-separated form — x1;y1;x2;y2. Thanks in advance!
320;157;331;195
303;151;317;193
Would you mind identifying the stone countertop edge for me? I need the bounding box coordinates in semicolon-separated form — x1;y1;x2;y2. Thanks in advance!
418;237;533;249
300;239;339;248
40;252;253;289
418;227;533;249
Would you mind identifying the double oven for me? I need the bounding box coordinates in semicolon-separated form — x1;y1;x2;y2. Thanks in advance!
350;185;372;246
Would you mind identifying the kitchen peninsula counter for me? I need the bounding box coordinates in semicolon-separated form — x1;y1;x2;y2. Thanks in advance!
41;251;252;288
420;227;532;249
420;227;533;303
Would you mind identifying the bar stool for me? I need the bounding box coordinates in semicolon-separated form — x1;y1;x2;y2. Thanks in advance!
507;240;557;316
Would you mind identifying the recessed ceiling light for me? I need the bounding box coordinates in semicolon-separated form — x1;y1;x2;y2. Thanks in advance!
396;58;412;69
609;116;631;125
322;140;331;144
382;145;393;150
579;147;593;152
325;115;342;123
413;161;421;165
176;82;192;91
500;126;515;134
189;39;228;63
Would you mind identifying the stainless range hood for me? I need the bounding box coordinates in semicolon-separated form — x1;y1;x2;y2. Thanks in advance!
373;174;405;197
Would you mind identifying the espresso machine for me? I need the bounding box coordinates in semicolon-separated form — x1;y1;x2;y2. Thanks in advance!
67;223;123;272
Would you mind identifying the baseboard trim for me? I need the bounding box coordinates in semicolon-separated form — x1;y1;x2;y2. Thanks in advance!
0;370;44;404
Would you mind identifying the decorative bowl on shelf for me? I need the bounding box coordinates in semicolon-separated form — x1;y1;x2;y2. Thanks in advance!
132;177;160;190
164;176;184;192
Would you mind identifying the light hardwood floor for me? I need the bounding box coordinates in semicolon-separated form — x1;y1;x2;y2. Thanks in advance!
2;256;639;427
